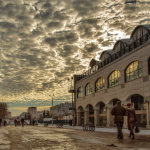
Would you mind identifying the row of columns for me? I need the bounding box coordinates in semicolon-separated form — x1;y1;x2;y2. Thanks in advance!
76;102;150;128
146;102;150;128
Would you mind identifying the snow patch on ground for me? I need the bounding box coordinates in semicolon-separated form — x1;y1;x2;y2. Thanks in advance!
0;127;10;149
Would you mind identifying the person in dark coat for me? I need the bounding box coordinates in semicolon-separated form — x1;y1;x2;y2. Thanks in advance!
21;118;25;127
126;103;136;140
4;120;6;126
14;119;17;127
111;101;126;139
32;120;35;126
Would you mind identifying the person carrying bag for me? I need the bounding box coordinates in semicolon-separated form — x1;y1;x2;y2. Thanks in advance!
126;103;137;140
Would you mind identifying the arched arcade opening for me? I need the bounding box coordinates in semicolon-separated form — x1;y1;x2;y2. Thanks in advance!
127;94;147;127
95;102;107;127
77;106;84;126
85;104;94;125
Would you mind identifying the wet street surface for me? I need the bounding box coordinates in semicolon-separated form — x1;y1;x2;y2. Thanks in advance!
0;126;150;150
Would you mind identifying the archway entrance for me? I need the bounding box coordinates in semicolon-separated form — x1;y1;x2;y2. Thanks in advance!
95;102;107;126
129;94;146;127
85;104;94;125
77;106;84;126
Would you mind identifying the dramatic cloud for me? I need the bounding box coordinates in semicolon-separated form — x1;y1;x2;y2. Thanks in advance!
0;0;150;115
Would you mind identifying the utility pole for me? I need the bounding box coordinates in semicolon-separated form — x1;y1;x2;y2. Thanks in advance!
51;94;54;126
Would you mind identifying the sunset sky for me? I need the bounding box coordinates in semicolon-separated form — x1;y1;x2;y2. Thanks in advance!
0;0;150;115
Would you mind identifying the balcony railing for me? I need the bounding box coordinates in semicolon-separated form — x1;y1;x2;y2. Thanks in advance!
78;33;150;81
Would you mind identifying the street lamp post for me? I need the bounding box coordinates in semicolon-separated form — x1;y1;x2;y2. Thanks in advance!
50;94;54;126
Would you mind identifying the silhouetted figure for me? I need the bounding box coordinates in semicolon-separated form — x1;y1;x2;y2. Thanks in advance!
14;119;17;127
32;120;35;126
21;118;25;127
111;101;126;139
30;120;32;125
69;120;72;126
126;103;136;140
4;120;7;126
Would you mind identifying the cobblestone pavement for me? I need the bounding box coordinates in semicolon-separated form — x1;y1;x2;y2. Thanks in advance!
0;126;150;150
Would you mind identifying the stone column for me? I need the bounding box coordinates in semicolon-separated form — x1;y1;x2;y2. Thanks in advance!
106;105;111;127
123;116;127;128
77;111;81;126
84;110;89;125
94;108;99;127
146;102;150;129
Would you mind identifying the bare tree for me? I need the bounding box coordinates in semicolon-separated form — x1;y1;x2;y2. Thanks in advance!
0;103;8;119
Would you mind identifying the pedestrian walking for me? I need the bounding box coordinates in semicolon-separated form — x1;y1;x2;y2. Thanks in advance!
4;120;7;126
126;103;136;140
0;118;2;127
32;120;35;126
21;118;25;127
111;101;126;139
14;119;17;127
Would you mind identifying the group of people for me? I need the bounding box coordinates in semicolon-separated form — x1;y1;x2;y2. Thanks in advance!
111;101;137;140
14;118;38;127
0;119;7;127
14;118;25;127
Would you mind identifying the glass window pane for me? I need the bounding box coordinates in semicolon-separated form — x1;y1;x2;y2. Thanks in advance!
125;61;142;82
109;71;120;87
96;77;105;91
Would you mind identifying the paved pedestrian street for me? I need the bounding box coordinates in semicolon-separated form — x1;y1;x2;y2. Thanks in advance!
0;126;150;150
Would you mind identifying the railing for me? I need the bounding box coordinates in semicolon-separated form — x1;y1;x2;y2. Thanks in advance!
78;33;150;81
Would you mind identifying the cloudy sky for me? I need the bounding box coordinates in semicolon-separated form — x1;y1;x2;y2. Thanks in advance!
0;0;150;115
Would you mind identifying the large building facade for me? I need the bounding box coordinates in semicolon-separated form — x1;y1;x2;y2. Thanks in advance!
71;25;150;128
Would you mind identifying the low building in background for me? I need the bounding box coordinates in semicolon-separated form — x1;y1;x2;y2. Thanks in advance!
50;102;72;121
6;112;11;119
37;111;44;121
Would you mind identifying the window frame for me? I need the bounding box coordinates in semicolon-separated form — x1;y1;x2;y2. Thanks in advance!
125;61;142;82
108;70;120;88
95;77;105;92
85;83;92;96
77;87;83;99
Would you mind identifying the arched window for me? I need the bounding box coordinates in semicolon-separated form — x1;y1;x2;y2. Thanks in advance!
125;61;142;82
77;87;83;99
85;83;92;96
95;77;105;92
108;70;120;88
148;58;150;75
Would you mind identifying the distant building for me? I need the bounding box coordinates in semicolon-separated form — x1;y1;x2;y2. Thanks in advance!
37;111;44;120
0;103;8;119
50;102;72;120
28;107;37;120
6;112;11;119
